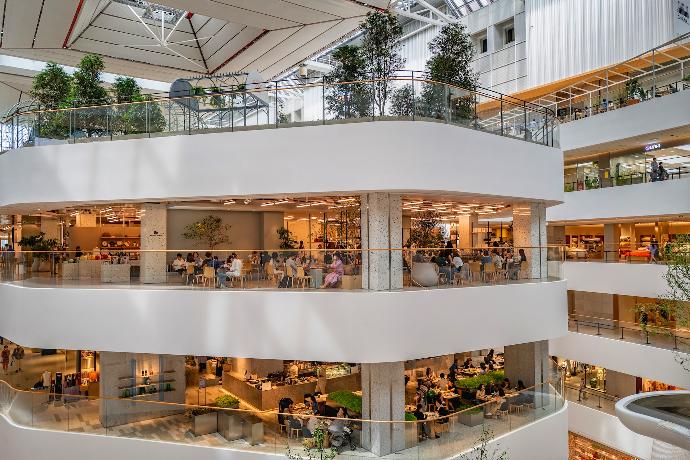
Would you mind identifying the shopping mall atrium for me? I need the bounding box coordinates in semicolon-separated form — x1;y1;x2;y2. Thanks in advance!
0;0;688;459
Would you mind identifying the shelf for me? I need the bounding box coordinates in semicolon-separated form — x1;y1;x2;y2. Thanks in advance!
117;370;176;381
120;389;176;400
101;236;140;239
117;379;176;390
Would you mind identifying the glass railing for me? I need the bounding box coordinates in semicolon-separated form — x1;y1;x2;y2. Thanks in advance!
531;32;690;124
0;246;564;291
568;314;690;354
564;242;688;264
563;382;619;416
564;165;690;192
0;377;564;459
1;71;558;152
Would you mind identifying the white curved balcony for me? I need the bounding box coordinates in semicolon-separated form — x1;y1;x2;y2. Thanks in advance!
0;278;567;361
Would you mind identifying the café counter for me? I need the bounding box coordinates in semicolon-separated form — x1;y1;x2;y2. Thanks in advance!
223;372;360;410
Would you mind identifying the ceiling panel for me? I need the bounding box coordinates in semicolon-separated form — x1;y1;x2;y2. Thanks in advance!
69;0;110;45
284;0;370;19
201;24;247;61
102;1;195;34
212;0;341;25
258;17;362;78
72;37;203;72
219;27;298;72
157;0;299;30
204;26;260;71
78;26;201;61
33;0;81;48
90;16;198;52
2;0;43;49
237;20;334;73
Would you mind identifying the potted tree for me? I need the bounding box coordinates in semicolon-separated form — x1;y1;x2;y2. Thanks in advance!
624;78;645;105
215;395;243;441
18;233;59;272
182;215;231;249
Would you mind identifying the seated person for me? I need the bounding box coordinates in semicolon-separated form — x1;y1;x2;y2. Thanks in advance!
328;408;348;436
171;253;186;273
491;250;504;269
462;357;473;369
480;250;492;270
437;372;449;391
478;362;487;375
321;254;344;288
303;415;318;438
412;404;439;439
475;383;487;402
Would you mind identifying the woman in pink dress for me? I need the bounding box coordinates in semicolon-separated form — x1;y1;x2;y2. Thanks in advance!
321;254;344;288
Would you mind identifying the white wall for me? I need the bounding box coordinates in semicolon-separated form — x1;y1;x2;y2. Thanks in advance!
550;332;688;388
563;262;668;297
547;178;690;223
559;90;690;154
0;280;567;362
569;401;653;460
0;402;568;460
0;121;563;210
526;0;675;88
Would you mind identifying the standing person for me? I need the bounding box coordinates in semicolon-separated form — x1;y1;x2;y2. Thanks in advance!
1;345;10;374
11;345;24;373
650;157;659;182
649;237;659;264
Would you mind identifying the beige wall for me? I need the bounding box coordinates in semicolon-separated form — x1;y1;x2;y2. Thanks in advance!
226;357;283;379
605;370;637;398
571;291;614;321
67;224;140;253
167;210;262;254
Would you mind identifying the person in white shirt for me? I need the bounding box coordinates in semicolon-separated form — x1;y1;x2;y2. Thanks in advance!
228;253;243;276
171;253;186;273
451;251;463;282
437;373;449;391
491;250;503;269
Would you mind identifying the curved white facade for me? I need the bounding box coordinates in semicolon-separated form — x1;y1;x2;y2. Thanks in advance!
0;280;567;361
0;120;563;210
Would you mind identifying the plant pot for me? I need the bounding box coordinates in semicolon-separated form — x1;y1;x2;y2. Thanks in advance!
192;412;218;436
410;262;439;287
31;258;41;272
459;410;484;427
217;412;243;441
625;99;640;106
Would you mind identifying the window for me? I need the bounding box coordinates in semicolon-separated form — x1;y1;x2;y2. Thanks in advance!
480;37;488;54
504;27;515;45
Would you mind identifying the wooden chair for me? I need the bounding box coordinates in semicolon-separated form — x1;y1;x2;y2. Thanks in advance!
468;262;482;283
202;266;216;287
183;264;196;285
265;263;281;285
484;263;497;283
295;266;311;288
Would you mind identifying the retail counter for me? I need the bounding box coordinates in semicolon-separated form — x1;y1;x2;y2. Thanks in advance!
223;372;360;410
62;260;103;280
101;264;131;283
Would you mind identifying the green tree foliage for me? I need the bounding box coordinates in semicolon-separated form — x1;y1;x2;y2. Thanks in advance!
459;426;508;460
182;215;231;249
359;11;404;116
390;84;415;117
420;24;477;121
71;54;110;137
30;62;72;139
636;235;690;370
30;62;72;108
325;45;372;119
110;76;166;135
277;226;297;250
285;426;337;460
406;211;445;250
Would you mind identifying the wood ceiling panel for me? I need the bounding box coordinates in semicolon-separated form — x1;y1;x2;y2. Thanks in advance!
33;0;81;48
2;0;43;49
157;0;298;30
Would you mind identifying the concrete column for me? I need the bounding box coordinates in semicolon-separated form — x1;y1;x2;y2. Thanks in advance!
597;154;612;187
604;224;620;261
361;362;405;456
504;340;551;406
512;202;547;278
140;203;167;284
457;214;478;249
360;193;402;291
260;211;283;251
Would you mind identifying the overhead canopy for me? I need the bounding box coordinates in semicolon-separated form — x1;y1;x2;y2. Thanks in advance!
0;0;389;82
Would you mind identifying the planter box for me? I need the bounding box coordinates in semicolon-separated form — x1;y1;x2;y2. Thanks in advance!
192;412;218;436
242;415;265;445
218;412;243;441
405;422;419;447
459;410;484;427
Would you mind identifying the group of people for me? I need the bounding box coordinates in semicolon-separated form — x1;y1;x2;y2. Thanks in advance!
1;344;24;374
171;250;357;289
278;394;350;440
650;157;670;182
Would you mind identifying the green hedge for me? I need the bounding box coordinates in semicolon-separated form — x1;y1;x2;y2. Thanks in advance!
215;394;240;408
405;412;417;421
454;370;505;391
327;390;362;414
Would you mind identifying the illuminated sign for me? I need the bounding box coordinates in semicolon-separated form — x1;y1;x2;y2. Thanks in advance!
644;143;662;152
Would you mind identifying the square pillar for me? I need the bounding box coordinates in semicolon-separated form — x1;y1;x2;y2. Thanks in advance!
260;211;283;251
457;214;478;249
360;193;402;291
504;340;551;406
512;203;547;278
604;224;620;261
361;362;405;456
140;204;167;284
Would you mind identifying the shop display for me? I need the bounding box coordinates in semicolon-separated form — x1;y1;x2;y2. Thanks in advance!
118;369;176;399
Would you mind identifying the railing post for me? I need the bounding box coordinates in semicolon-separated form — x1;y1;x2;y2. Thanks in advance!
645;330;650;345
275;81;279;127
523;101;527;141
620;326;624;340
322;76;326;125
145;101;150;137
412;71;416;121
575;320;579;332
499;94;504;135
597;395;602;409
652;50;656;98
673;334;678;350
473;90;478;130
596;322;601;336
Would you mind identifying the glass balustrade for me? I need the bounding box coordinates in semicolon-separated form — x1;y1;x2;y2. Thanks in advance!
0;246;564;291
1;71;558;152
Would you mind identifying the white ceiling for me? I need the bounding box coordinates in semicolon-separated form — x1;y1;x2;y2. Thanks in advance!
0;0;388;82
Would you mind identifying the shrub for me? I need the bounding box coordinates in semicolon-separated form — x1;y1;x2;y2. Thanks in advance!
454;370;505;391
327;390;362;414
405;412;417;421
215;394;239;408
